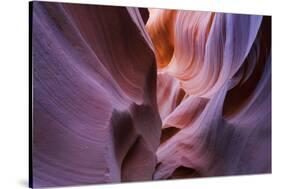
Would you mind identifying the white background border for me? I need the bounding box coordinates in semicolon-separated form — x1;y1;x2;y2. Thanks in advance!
0;0;279;188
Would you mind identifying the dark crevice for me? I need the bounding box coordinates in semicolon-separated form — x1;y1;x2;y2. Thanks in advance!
222;16;271;117
168;166;201;179
139;8;149;24
160;127;180;144
175;88;186;107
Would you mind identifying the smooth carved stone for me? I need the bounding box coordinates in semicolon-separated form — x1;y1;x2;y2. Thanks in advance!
32;2;161;187
31;1;271;187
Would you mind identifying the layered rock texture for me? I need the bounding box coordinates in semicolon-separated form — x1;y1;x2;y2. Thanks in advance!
148;9;271;179
31;1;271;188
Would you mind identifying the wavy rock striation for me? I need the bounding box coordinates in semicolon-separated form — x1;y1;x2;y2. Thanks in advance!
31;1;271;187
147;10;271;179
32;2;161;187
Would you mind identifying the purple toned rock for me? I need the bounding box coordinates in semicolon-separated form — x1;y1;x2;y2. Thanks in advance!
32;2;161;187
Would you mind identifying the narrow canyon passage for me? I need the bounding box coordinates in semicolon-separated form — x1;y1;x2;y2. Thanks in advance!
31;2;271;187
146;9;271;179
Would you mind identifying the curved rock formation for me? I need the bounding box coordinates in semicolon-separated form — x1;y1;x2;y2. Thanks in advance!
32;2;161;187
147;10;271;179
31;1;271;187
